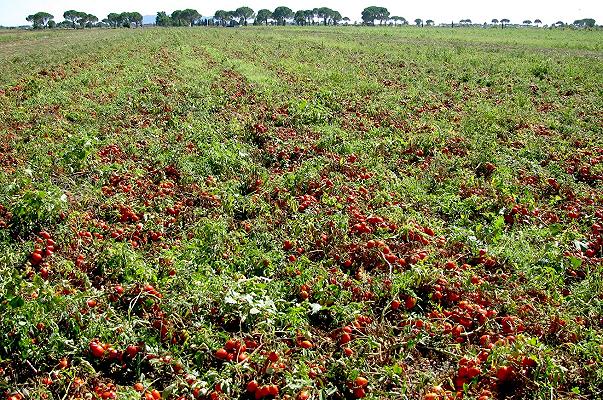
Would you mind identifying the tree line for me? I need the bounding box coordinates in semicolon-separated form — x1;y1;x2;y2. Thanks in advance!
25;10;142;29
154;7;347;27
24;6;598;29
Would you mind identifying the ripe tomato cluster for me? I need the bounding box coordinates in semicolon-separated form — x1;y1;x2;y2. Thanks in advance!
28;231;55;279
215;338;250;363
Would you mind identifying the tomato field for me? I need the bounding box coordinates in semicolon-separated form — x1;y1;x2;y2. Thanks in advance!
0;26;602;400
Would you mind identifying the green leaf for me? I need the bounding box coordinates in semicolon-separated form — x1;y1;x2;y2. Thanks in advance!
569;256;582;269
548;223;563;235
9;296;24;308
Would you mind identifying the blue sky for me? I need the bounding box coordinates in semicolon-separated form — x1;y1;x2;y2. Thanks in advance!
1;0;602;26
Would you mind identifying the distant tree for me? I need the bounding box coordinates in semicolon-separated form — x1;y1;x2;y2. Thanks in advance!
554;20;565;27
130;12;143;27
63;10;84;28
414;18;423;26
26;12;54;29
172;10;187;26
83;14;98;28
179;9;200;26
273;6;293;26
361;6;390;25
255;9;272;25
47;20;56;28
156;11;171;26
317;7;333;25
425;19;434;26
523;20;532;25
107;13;121;27
491;18;499;26
214;10;227;26
56;20;72;28
304;10;315;25
573;18;596;28
235;7;255;25
331;11;342;25
223;11;236;26
342;17;351;25
534;19;542;26
501;18;510;28
294;10;306;25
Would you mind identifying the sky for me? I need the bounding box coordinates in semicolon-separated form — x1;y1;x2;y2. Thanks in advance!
1;0;602;27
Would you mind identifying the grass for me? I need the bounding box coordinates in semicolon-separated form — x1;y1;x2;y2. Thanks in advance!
0;26;602;400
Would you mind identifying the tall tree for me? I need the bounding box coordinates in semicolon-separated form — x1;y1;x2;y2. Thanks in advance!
273;6;293;26
361;6;390;25
573;18;596;28
180;9;200;26
130;12;143;27
312;8;319;25
63;10;84;28
331;11;342;25
294;10;306;25
317;7;333;25
224;11;236;25
107;13;121;28
82;14;98;28
534;19;542;26
171;10;185;26
235;7;255;26
390;16;406;26
156;11;171;26
254;9;272;25
500;18;510;28
26;12;54;29
214;10;227;26
304;10;314;25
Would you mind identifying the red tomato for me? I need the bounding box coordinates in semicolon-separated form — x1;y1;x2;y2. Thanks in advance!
247;380;259;393
89;341;105;358
297;391;310;400
355;376;368;387
31;252;43;264
215;348;228;360
267;385;279;396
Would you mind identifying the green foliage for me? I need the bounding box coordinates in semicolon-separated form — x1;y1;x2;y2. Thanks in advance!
0;25;602;400
9;186;67;235
26;12;54;29
273;6;294;26
361;6;390;25
255;9;273;25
